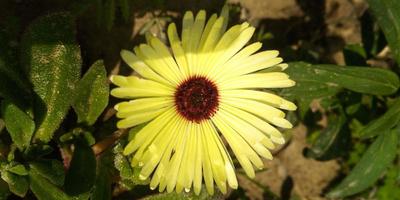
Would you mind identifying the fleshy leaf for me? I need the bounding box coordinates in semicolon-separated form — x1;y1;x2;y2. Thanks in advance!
1;171;29;197
73;60;109;126
20;12;82;142
1;100;35;149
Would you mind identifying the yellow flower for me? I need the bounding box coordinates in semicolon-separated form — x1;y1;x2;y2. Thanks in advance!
110;6;296;195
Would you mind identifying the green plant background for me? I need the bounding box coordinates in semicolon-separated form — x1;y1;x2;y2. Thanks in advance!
1;0;400;199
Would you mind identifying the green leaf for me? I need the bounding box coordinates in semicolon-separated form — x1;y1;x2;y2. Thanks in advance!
64;140;96;195
305;109;347;159
366;0;400;64
1;100;35;149
73;60;109;126
283;62;400;98
7;164;28;176
30;159;65;186
359;99;400;139
29;167;71;200
327;129;398;198
0;171;29;197
21;12;82;142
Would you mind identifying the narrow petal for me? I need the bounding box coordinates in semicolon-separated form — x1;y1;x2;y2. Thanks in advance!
139;115;183;180
182;11;194;52
135;45;181;85
219;103;283;138
211;114;260;178
120;50;170;85
219;72;295;90
110;75;173;98
167;23;190;78
220;97;293;129
205;121;238;189
220;90;297;110
149;37;185;82
218;109;274;159
123;108;176;155
114;97;174;113
201;122;227;194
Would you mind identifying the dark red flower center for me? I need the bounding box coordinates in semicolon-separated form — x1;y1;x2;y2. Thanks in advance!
174;76;219;122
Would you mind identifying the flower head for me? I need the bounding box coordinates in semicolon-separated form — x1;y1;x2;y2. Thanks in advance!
110;6;296;195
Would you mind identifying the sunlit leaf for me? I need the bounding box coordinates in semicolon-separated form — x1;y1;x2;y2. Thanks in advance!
6;164;28;176
1;100;35;149
0;171;28;197
73;60;109;126
20;12;82;142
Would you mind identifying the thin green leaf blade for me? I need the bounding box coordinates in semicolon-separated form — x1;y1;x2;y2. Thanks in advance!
284;62;400;97
366;0;400;64
21;12;82;142
1;100;35;149
73;60;109;126
359;99;400;139
327;129;398;198
305;110;347;159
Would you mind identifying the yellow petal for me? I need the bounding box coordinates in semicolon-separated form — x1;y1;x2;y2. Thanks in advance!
120;50;170;85
211;113;260;178
117;106;171;128
123;108;176;155
167;23;190;78
149;37;184;82
219;72;295;89
110;75;173;98
220;89;297;110
218;109;274;160
114;97;173;113
135;44;180;85
219;103;282;138
220;98;293;129
182;11;194;52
